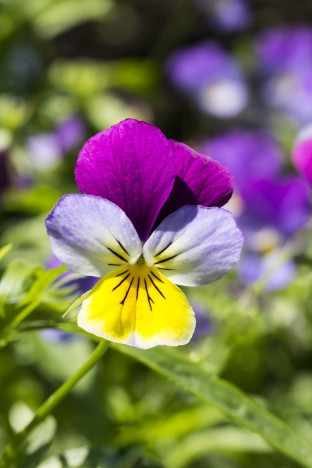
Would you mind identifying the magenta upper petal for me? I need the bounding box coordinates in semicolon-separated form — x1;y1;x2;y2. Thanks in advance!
154;141;234;226
75;119;175;240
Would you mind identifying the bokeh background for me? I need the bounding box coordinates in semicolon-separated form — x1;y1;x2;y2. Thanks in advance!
2;0;312;467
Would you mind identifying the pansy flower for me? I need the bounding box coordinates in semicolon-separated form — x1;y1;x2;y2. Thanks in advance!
46;119;243;349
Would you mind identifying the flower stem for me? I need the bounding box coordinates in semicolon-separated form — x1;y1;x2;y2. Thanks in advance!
0;339;109;468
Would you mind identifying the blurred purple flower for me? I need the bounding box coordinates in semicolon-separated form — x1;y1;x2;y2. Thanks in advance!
239;177;311;237
203;129;311;289
166;41;248;118
238;252;296;291
56;116;86;153
27;133;62;171
292;122;312;184
27;116;86;171
196;0;252;33
256;27;312;123
202;129;283;187
192;305;213;340
256;27;312;74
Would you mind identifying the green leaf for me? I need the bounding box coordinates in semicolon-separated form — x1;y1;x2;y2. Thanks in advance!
164;427;271;468
112;345;312;468
0;244;12;262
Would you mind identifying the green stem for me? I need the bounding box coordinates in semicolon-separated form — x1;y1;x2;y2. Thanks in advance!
0;339;109;468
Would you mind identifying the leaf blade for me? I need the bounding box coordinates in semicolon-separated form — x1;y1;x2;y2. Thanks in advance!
112;344;312;468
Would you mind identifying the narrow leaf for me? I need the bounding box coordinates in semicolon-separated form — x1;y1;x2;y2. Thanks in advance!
112;344;312;468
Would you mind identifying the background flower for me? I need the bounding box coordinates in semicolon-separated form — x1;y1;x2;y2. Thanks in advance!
166;42;249;118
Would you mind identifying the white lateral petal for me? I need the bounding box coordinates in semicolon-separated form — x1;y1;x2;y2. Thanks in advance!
143;205;243;286
46;194;142;277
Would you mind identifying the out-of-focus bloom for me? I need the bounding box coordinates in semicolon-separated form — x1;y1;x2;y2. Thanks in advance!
46;119;243;349
196;0;252;33
203;129;311;290
202;129;283;186
256;27;312;74
237;251;296;291
256;27;312;123
292;122;312;184
27;116;86;171
192;305;213;340
166;42;248;118
55;116;86;153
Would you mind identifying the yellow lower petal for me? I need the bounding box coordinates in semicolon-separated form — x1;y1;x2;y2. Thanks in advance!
77;260;195;349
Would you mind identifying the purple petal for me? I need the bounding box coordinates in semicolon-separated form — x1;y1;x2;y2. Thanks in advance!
75;119;175;240
155;141;233;226
202;129;283;188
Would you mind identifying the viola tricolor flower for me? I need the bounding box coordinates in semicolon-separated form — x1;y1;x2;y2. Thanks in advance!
46;119;243;349
166;41;248;118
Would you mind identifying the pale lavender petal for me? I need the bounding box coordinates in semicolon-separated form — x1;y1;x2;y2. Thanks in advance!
238;252;296;291
155;141;233;226
144;205;244;287
46;194;142;277
75;119;175;240
202;129;283;188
